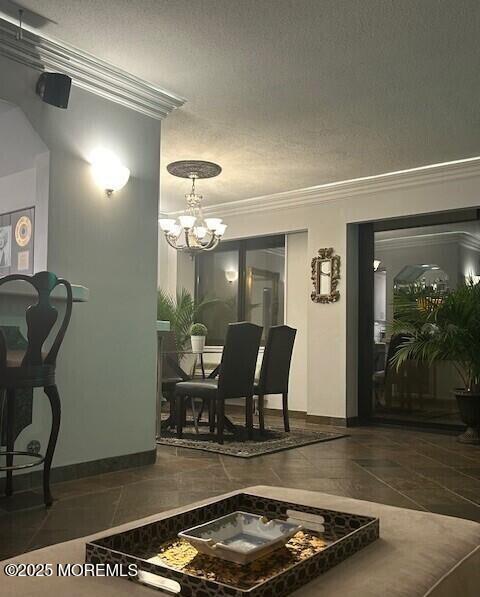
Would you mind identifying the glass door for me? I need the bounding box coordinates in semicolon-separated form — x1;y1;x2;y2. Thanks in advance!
359;209;480;428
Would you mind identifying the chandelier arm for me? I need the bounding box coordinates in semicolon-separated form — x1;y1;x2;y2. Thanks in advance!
165;234;186;251
193;232;215;249
203;236;221;251
184;230;192;249
203;234;219;250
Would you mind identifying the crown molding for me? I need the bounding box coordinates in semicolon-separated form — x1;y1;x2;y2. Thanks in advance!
0;16;185;120
376;231;480;252
166;157;480;217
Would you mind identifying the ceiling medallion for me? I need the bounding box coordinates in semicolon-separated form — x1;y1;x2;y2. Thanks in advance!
160;160;226;255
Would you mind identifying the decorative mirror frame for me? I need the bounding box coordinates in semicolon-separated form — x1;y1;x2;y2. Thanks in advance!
311;248;341;303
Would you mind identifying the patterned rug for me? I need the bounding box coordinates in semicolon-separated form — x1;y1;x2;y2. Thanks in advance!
156;424;347;458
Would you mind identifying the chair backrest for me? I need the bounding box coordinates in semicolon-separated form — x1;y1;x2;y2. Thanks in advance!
385;333;410;376
0;271;72;368
257;325;297;395
218;322;262;399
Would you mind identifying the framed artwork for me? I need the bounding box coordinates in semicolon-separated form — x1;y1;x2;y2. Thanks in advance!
0;207;35;276
311;247;341;303
0;225;12;269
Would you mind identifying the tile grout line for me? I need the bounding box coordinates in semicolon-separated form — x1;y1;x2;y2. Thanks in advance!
407;436;480;465
355;464;428;512
406;468;480;510
110;485;124;528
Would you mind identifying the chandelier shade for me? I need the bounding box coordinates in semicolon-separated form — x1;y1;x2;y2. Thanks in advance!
160;160;226;255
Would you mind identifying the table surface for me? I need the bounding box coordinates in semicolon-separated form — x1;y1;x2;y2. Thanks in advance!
2;486;479;597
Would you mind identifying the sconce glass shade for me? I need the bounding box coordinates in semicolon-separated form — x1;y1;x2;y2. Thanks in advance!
159;218;176;232
90;148;130;195
194;226;207;239
205;218;222;231
373;259;381;271
225;269;238;283
179;215;196;229
215;223;227;236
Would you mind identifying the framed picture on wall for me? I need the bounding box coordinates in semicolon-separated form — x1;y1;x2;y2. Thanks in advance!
0;224;12;269
0;207;35;276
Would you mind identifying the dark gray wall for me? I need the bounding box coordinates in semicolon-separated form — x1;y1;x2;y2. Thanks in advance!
0;54;160;468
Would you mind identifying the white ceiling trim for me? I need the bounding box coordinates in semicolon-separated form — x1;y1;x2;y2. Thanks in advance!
165;157;480;217
0;16;185;120
376;231;480;252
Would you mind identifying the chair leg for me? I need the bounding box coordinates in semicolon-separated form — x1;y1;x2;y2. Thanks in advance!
246;395;254;440
176;395;184;439
43;385;61;508
191;398;199;435
282;392;290;432
5;389;15;497
209;399;216;433
217;399;225;445
258;394;265;433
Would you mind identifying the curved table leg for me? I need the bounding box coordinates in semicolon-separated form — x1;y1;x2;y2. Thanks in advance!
43;385;61;508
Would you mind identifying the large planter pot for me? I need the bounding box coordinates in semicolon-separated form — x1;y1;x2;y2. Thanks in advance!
455;390;480;445
191;335;205;354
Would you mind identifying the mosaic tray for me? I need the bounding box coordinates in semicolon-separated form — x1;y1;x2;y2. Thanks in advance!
85;492;379;596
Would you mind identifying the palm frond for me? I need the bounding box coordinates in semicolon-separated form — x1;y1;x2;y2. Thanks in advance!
157;287;221;351
390;281;480;391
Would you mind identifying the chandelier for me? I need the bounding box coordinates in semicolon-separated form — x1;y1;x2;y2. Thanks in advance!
159;160;226;254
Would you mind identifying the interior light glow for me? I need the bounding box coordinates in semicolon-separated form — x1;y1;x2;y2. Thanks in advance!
159;218;175;232
90;148;130;196
178;215;196;229
225;269;238;283
205;218;222;231
215;223;227;236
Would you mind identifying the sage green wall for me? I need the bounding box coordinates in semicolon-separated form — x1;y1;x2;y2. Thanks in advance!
0;54;160;468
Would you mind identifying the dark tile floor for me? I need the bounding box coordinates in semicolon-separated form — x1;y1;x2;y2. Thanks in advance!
1;417;479;560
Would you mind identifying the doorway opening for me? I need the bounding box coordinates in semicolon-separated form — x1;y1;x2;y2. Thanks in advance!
357;208;480;429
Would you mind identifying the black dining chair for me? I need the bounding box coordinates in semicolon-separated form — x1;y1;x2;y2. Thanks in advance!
255;325;297;433
0;271;72;507
174;322;262;444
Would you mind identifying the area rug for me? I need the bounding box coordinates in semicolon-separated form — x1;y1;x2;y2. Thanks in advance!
156;424;348;458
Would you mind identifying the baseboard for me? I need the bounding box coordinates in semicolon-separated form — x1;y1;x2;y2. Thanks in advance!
225;404;356;427
306;415;358;427
225;404;306;420
0;448;156;493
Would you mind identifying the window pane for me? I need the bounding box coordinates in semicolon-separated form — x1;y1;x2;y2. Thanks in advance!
245;246;285;342
196;249;238;345
371;220;474;426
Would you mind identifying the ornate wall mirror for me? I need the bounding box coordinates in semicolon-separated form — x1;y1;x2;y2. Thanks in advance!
311;248;341;303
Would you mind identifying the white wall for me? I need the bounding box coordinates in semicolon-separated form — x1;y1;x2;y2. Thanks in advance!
168;161;480;420
282;232;308;412
0;102;50;272
0;52;161;470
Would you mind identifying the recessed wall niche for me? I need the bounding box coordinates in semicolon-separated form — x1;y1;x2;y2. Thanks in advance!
0;100;49;276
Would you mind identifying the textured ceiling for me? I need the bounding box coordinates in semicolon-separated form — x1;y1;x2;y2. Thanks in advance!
6;0;480;211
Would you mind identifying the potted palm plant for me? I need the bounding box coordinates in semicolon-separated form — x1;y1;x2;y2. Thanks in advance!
157;288;215;353
190;323;208;353
391;281;480;444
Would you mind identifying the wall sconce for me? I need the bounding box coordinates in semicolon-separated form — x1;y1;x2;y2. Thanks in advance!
225;270;238;284
90;148;130;196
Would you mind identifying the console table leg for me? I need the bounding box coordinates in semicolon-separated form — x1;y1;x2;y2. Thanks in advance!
43;385;61;508
5;389;15;497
